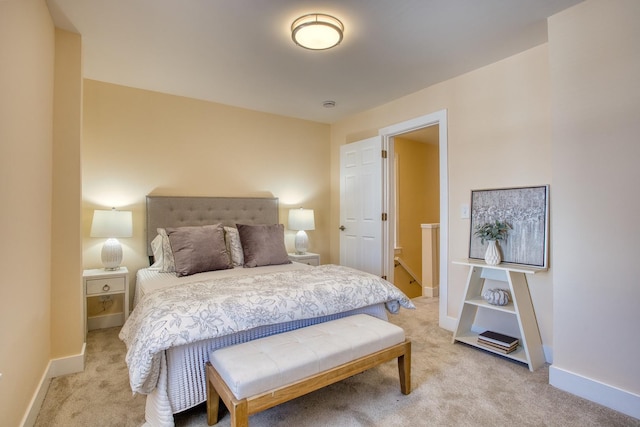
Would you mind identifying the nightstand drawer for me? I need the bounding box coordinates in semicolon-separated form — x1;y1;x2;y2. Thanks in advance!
86;277;125;295
297;258;319;266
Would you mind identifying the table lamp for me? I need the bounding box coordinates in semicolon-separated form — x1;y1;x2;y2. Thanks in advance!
288;208;315;255
90;208;133;270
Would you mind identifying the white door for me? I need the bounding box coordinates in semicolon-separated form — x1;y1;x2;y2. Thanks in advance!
339;137;384;276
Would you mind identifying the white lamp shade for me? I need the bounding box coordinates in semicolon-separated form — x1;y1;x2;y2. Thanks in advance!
90;209;133;238
91;209;132;270
288;208;315;231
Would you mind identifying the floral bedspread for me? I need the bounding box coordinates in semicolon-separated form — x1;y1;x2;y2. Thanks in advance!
119;264;414;394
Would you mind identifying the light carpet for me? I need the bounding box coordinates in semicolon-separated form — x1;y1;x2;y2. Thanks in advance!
35;297;639;427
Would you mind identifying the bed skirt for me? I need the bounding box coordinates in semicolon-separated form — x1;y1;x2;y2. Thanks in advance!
142;303;389;426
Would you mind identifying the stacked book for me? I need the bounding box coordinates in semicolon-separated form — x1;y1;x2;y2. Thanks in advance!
477;330;519;354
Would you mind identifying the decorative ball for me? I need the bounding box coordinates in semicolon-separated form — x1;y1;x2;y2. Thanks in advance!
482;288;510;306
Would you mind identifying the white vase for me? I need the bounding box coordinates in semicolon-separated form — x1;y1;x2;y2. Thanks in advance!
484;240;501;265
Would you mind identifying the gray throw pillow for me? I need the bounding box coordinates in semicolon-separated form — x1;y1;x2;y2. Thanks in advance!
166;224;232;276
236;223;291;268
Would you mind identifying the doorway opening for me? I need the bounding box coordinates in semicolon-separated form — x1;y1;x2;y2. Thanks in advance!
380;110;451;330
391;125;440;299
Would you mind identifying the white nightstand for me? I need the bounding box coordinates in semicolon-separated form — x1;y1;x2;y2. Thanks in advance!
288;252;320;266
83;267;129;336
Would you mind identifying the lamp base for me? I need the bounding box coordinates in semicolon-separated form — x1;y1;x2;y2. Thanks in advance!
294;230;309;255
101;238;123;270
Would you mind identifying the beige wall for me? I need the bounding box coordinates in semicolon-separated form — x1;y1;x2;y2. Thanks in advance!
548;0;640;406
81;81;331;294
51;29;84;359
0;0;54;425
330;44;553;346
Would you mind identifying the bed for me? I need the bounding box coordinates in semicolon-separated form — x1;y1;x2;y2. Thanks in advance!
119;196;414;426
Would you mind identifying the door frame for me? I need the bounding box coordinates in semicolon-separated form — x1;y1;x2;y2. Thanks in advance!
379;109;453;330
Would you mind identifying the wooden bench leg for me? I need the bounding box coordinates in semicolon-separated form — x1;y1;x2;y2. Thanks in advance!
207;361;249;427
206;363;220;426
398;340;411;395
230;399;249;427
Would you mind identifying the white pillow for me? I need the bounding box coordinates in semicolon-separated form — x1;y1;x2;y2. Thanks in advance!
157;228;176;273
149;234;164;269
224;226;244;267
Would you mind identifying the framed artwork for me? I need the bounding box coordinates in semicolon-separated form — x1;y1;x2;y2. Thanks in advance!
469;185;549;268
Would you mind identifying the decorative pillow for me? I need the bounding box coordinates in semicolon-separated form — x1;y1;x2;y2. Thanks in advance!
236;223;291;268
166;224;232;277
224;226;244;267
157;228;176;273
150;234;164;269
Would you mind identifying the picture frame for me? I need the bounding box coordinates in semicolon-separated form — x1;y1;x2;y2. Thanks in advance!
469;185;549;268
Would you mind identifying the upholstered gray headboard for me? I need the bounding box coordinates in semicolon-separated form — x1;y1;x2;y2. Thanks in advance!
146;196;279;257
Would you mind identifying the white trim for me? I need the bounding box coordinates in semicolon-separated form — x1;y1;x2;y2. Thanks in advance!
549;365;640;420
20;343;86;427
423;286;439;298
380;136;391;280
49;342;86;377
20;362;51;427
379;110;449;330
88;312;124;331
442;314;457;331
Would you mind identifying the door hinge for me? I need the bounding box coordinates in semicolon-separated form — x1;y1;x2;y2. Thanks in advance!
382;149;387;159
382;213;388;221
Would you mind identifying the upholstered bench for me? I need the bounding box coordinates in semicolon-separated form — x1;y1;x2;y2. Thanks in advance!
205;314;412;427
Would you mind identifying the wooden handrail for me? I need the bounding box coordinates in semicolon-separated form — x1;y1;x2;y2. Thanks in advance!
394;256;422;286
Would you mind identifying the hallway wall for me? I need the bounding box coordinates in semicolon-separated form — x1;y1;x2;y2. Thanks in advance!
393;135;439;297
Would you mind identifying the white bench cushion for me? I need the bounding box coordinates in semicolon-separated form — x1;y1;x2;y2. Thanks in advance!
209;314;405;399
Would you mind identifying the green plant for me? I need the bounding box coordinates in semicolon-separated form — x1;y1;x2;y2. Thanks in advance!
474;220;511;244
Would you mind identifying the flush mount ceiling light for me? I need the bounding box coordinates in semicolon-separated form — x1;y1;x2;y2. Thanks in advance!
291;13;344;50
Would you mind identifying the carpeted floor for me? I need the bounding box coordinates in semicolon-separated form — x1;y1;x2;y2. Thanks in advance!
35;297;639;427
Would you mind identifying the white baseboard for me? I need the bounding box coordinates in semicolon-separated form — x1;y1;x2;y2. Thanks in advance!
423;286;439;298
49;342;86;377
88;313;123;331
440;314;457;331
20;343;86;427
550;365;640;420
20;361;52;427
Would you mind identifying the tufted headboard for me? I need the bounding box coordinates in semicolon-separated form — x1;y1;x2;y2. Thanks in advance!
145;196;279;258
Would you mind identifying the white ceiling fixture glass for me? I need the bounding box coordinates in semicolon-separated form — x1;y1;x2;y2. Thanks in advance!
291;13;344;50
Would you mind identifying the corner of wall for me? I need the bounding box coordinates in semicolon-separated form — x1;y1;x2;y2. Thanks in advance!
20;344;86;427
549;365;640;420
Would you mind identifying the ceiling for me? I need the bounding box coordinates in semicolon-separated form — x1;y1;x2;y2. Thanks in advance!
47;0;582;124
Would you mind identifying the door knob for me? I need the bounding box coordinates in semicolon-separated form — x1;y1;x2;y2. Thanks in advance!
339;225;346;231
